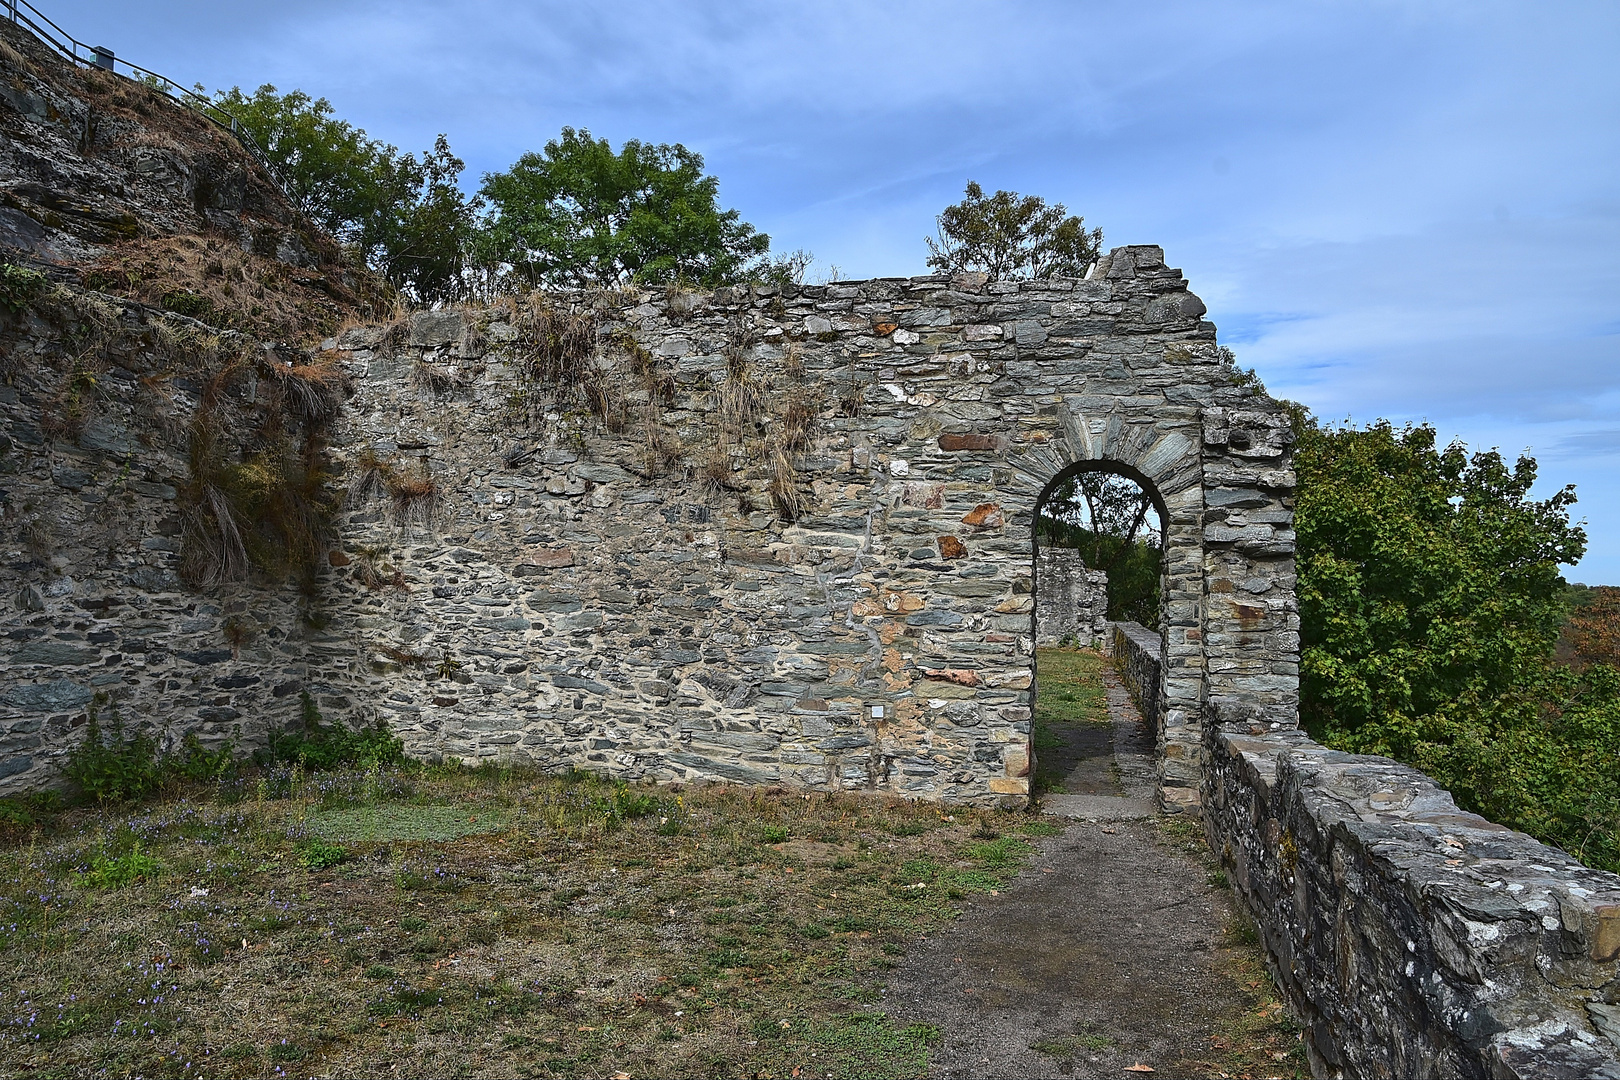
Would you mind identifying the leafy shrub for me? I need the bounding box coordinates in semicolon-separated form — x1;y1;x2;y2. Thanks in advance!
63;708;237;803
64;710;163;802
1296;421;1620;871
262;692;404;771
299;837;348;869
81;845;161;889
160;290;213;320
0;260;47;314
0;799;36;836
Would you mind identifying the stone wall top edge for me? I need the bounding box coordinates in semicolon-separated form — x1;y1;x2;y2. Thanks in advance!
1212;729;1620;896
400;245;1191;310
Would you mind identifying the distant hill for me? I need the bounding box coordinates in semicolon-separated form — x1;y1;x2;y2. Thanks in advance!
0;17;386;341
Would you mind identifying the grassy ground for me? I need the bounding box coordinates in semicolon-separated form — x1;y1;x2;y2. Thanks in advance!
1032;648;1113;795
0;766;1045;1079
0;653;1308;1079
1034;649;1109;726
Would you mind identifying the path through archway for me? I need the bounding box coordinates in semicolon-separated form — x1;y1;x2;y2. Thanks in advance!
1030;465;1164;818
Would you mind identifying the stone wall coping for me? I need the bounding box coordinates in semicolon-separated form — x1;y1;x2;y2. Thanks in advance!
1218;729;1620;911
1209;728;1620;1077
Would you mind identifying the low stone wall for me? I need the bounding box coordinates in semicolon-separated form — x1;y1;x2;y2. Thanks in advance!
1111;621;1161;730
1034;547;1107;646
1204;728;1620;1079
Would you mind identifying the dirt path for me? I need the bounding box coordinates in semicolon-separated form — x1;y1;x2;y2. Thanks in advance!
881;658;1304;1078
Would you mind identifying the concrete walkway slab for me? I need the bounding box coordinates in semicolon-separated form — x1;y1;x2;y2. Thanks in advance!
1042;793;1155;820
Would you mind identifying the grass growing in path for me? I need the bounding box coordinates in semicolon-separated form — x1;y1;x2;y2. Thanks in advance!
1033;647;1112;794
0;765;1043;1078
1154;815;1311;1079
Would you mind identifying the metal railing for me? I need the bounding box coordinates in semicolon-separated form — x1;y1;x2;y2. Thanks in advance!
2;0;290;196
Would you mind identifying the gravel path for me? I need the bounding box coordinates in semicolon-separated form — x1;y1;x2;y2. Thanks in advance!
882;667;1269;1078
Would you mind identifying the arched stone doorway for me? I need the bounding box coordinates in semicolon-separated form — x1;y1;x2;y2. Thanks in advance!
1009;416;1206;808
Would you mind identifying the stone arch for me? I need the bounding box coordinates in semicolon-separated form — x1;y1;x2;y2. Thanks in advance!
1012;407;1208;809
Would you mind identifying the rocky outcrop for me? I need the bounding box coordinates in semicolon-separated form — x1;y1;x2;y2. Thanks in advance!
0;17;381;340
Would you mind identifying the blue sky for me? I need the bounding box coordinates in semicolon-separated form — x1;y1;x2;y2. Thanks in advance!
53;0;1620;581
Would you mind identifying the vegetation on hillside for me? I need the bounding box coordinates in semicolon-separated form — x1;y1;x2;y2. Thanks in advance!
1559;584;1620;671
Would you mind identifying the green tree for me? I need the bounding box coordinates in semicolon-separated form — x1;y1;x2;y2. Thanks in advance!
1037;471;1162;626
926;181;1102;280
1294;422;1620;870
478;128;770;289
214;86;477;304
212;85;396;241
1295;421;1585;753
365;136;481;304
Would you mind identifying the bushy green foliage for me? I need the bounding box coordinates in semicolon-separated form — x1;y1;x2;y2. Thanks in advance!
81;845;161;889
63;710;237;802
1296;420;1620;870
926;181;1102;280
478;127;770;289
213;86;477;303
262;692;405;771
298;837;348;869
64;710;163;802
0;259;47;313
1297;422;1583;743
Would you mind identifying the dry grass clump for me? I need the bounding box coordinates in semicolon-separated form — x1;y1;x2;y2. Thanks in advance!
79;235;388;344
0;36;29;75
768;443;807;521
779;388;823;453
346;447;440;531
350;543;406;591
266;354;351;425
386;461;440;530
178;408;336;588
698;445;739;498
782;342;805;379
514;294;598;385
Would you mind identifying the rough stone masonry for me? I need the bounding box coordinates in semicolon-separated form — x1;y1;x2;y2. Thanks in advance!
2;245;1300;810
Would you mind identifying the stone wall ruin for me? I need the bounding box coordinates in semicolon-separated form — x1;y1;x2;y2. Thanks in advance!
1033;547;1108;647
2;245;1303;810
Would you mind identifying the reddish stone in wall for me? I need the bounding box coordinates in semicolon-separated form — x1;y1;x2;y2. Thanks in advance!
519;548;575;570
961;502;1004;529
938;535;967;559
938;433;1000;451
924;668;980;687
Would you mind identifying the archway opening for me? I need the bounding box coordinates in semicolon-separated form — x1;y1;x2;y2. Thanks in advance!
1029;464;1166;808
1036;467;1164;632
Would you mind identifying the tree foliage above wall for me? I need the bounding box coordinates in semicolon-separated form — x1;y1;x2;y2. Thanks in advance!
1295;420;1620;871
214;86;479;305
925;181;1103;281
477;128;771;290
